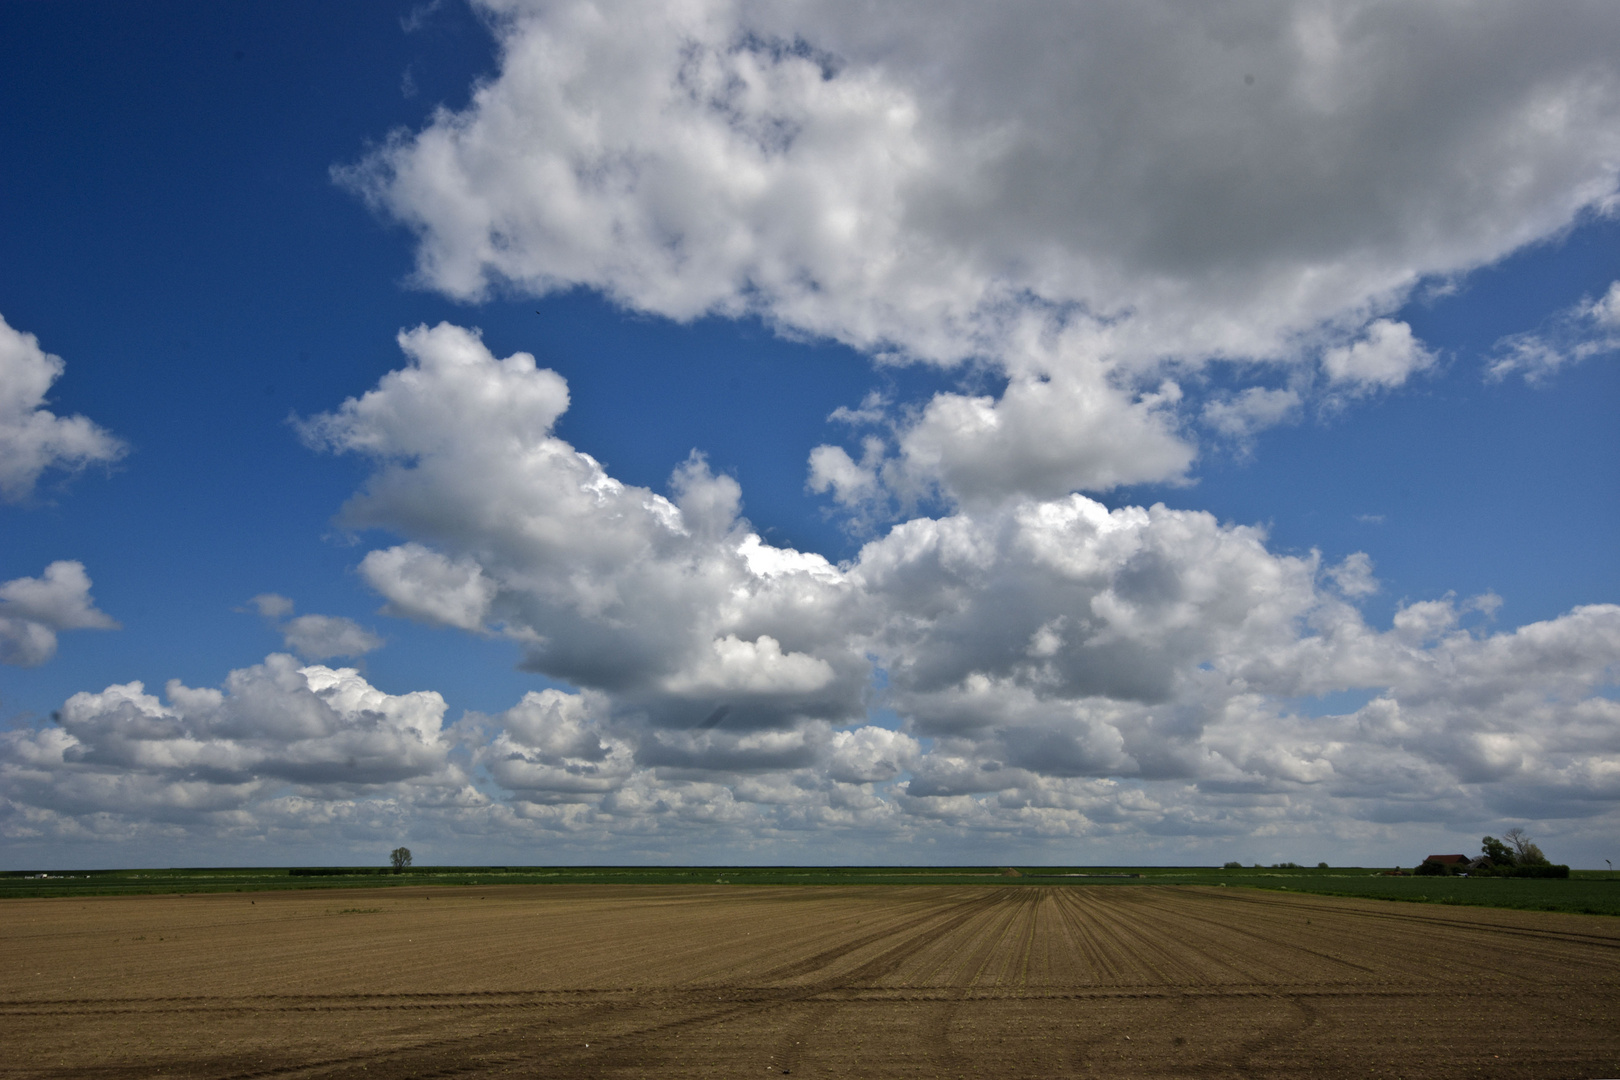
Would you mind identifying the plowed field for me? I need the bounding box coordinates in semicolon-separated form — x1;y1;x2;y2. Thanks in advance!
3;884;1617;1079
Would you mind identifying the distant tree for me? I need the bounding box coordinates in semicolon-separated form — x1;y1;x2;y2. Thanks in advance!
1503;828;1547;866
1317;862;1329;869
390;846;412;874
1481;836;1515;866
1223;861;1242;869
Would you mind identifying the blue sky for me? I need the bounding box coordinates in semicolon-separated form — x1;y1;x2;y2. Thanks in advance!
1;1;1616;869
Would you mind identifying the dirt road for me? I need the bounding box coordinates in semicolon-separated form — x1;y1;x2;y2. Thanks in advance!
2;884;1616;1078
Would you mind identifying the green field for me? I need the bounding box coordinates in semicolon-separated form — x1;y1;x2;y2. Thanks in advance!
4;863;1617;916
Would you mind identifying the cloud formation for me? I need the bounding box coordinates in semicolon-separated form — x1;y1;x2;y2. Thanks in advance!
0;561;118;668
1321;320;1435;391
247;594;385;661
1203;387;1302;442
7;5;1619;863
0;313;125;503
0;326;1549;857
12;362;1616;853
344;0;1620;500
1490;280;1620;381
299;323;870;731
0;654;472;848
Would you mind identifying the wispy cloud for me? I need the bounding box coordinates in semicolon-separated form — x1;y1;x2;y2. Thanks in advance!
1490;281;1620;382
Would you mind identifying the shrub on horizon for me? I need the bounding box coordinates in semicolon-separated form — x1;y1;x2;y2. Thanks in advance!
1508;864;1570;879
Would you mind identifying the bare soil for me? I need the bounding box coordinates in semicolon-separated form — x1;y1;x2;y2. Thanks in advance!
2;884;1617;1079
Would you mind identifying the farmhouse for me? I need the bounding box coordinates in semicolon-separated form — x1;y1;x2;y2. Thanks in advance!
1424;854;1470;867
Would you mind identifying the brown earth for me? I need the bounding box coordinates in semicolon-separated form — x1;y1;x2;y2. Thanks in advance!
2;884;1618;1079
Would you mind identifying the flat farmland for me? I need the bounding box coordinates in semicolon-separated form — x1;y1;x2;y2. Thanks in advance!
2;885;1617;1079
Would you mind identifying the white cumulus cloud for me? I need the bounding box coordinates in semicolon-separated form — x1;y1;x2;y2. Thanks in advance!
237;325;1620;855
1203;387;1303;440
280;616;385;662
344;0;1620;499
0;561;118;668
1321;320;1435;391
0;313;125;503
0;655;469;847
245;594;384;660
302;323;872;733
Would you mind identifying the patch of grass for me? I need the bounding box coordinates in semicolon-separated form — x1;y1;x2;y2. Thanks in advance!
1223;870;1620;916
1;864;1615;916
